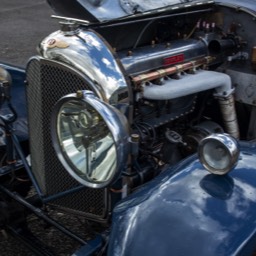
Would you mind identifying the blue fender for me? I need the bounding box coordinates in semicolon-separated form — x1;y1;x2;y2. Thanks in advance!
108;142;256;256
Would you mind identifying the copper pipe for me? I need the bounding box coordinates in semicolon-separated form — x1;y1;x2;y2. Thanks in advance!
132;56;214;85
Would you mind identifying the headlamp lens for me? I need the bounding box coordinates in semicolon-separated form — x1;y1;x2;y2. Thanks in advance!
198;134;239;175
51;91;129;188
202;140;229;170
58;100;116;184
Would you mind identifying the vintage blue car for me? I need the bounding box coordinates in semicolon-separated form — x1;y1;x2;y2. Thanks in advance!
1;0;256;255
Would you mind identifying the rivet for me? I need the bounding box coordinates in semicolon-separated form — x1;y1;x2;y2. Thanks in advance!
127;50;133;56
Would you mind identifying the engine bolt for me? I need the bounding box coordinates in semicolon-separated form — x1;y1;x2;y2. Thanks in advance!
131;134;140;142
127;50;133;56
76;90;83;98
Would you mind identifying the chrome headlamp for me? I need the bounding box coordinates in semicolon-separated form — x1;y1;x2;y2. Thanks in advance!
198;134;240;175
51;90;129;188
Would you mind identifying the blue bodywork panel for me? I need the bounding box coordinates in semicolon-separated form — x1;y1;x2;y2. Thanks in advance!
108;142;256;256
0;64;27;141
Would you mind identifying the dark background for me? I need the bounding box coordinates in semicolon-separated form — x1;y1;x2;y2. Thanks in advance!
0;0;59;67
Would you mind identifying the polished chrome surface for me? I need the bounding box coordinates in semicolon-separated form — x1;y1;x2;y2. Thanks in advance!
118;39;207;75
52;15;90;26
218;95;239;139
39;29;129;105
51;91;129;188
198;133;240;175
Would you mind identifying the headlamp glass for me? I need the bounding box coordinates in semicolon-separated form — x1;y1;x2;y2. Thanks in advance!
58;100;116;183
51;91;128;188
198;134;239;175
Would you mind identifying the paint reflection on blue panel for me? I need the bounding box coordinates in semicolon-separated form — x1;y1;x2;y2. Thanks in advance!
108;143;256;256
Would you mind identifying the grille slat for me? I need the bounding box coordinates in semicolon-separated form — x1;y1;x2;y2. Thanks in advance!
26;57;108;221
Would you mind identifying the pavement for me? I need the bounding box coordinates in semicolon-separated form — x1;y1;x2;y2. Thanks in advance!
0;0;59;67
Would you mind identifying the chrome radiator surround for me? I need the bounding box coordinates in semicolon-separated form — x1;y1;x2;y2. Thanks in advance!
26;57;110;221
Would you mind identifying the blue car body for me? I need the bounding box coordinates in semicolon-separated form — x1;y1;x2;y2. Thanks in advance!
109;142;256;255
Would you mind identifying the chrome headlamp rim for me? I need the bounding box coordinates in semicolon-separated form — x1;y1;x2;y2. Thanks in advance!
198;133;240;175
51;90;129;189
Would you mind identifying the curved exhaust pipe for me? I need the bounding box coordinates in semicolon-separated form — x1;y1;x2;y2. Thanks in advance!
142;70;239;138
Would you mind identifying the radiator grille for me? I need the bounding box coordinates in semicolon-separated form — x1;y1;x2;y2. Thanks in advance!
26;57;108;220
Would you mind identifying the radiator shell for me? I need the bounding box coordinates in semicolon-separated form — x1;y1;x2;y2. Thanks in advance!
26;57;110;221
